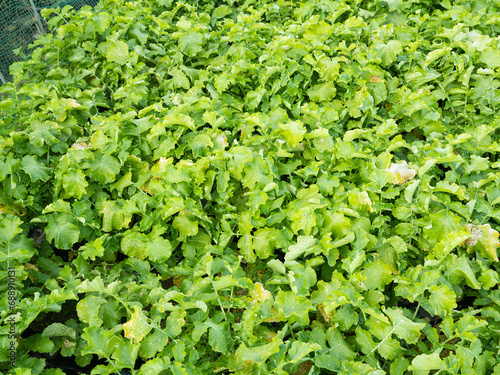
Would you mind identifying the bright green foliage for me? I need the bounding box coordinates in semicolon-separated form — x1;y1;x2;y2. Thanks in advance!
1;0;500;374
106;41;129;65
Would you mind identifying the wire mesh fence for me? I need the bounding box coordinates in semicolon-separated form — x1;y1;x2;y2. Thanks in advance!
0;0;99;84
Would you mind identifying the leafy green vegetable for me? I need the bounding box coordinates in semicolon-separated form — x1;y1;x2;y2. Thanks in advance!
2;0;500;373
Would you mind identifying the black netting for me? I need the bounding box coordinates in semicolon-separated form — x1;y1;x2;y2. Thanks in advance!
0;0;99;84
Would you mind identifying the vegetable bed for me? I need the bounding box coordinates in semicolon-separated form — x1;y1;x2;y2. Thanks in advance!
1;0;500;374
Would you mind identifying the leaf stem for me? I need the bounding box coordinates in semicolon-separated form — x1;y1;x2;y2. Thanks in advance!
412;301;421;320
370;319;403;355
210;277;228;321
288;322;296;341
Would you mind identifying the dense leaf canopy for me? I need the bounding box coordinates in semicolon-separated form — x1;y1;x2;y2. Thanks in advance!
1;0;500;374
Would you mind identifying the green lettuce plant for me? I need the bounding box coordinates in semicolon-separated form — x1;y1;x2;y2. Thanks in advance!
1;0;500;374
